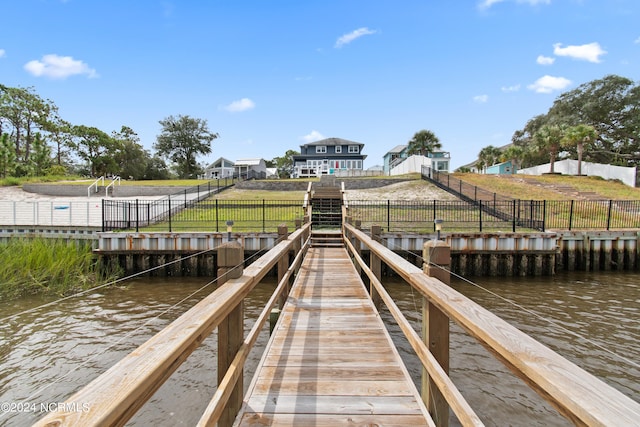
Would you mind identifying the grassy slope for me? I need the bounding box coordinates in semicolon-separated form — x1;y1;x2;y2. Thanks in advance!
452;173;640;200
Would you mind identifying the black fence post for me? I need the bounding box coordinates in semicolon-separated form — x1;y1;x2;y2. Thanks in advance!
542;200;546;232
168;197;172;232
387;200;391;232
479;200;483;232
135;199;139;233
216;199;219;232
101;199;105;232
512;199;516;232
607;200;612;230
433;200;436;231
569;200;574;231
263;199;266;232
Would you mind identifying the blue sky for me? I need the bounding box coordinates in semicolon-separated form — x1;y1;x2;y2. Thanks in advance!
1;0;638;170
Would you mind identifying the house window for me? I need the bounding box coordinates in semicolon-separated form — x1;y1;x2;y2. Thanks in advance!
316;146;327;153
348;145;359;153
335;146;342;153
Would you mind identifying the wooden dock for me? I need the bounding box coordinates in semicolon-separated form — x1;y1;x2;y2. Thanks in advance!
236;246;434;426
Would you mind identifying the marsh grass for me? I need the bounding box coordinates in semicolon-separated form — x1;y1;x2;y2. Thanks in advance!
0;238;121;300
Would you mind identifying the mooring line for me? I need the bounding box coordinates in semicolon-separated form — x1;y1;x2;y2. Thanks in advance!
382;238;640;370
0;254;251;421
0;245;265;324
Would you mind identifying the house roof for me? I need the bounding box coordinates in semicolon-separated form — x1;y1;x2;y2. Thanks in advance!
386;144;407;155
235;158;264;166
302;137;363;147
206;157;234;168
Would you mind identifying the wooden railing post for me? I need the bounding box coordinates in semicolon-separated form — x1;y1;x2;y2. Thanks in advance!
422;240;451;427
277;224;289;308
217;242;244;427
370;225;382;308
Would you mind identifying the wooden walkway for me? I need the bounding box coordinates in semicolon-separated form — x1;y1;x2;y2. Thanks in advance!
236;246;434;426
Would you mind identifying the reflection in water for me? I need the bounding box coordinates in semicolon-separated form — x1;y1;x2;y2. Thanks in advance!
0;272;638;426
381;271;639;427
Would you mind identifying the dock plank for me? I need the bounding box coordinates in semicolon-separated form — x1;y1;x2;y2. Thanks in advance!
237;246;434;426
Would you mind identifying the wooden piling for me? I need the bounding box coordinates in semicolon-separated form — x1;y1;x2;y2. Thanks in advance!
216;242;244;427
422;240;450;427
370;225;382;308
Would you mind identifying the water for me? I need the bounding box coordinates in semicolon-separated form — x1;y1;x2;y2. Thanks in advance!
1;272;638;426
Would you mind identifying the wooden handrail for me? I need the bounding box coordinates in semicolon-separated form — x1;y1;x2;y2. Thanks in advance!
344;234;484;426
197;232;310;426
35;223;311;427
343;222;640;426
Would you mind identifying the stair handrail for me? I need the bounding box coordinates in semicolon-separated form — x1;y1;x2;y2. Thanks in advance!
87;176;104;198
105;176;121;197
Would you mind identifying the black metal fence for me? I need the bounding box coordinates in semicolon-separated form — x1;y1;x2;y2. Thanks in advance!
103;198;305;232
421;166;640;231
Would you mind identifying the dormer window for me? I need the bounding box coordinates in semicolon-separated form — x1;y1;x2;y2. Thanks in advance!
348;145;359;153
335;146;342;153
316;146;327;153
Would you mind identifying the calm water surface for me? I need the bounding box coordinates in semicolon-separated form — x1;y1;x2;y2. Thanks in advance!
0;271;638;426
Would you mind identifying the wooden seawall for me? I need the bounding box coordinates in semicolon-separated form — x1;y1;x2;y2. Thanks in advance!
95;230;640;277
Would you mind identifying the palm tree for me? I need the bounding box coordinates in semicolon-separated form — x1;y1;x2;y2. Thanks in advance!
407;129;441;157
562;124;597;176
502;145;525;174
534;124;565;174
477;145;502;173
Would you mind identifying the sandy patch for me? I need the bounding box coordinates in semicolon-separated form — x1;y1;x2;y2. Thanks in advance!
344;180;458;201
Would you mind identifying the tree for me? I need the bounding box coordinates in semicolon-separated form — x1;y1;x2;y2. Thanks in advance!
272;149;299;178
511;114;551;168
407;129;441;156
501;145;525;174
29;132;52;176
562;124;598;176
154;115;219;179
69;125;116;177
477;145;502;172
0;134;16;177
544;75;640;166
534;124;565;174
111;126;151;180
144;155;172;180
0;85;55;162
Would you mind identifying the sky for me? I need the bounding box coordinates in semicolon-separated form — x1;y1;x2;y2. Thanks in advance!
1;0;639;170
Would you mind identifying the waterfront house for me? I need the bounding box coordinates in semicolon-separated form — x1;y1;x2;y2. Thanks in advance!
203;157;235;179
383;145;451;175
291;138;367;178
485;160;516;175
235;158;267;180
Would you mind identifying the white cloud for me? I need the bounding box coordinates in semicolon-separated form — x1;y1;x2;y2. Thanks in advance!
635;37;640;44
537;55;555;65
501;84;521;92
0;49;5;58
222;98;255;113
335;27;377;48
553;42;606;63
301;130;325;143
473;94;489;103
24;54;98;79
527;75;572;93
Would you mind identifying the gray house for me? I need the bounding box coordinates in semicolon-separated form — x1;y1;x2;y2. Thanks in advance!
291;137;367;178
